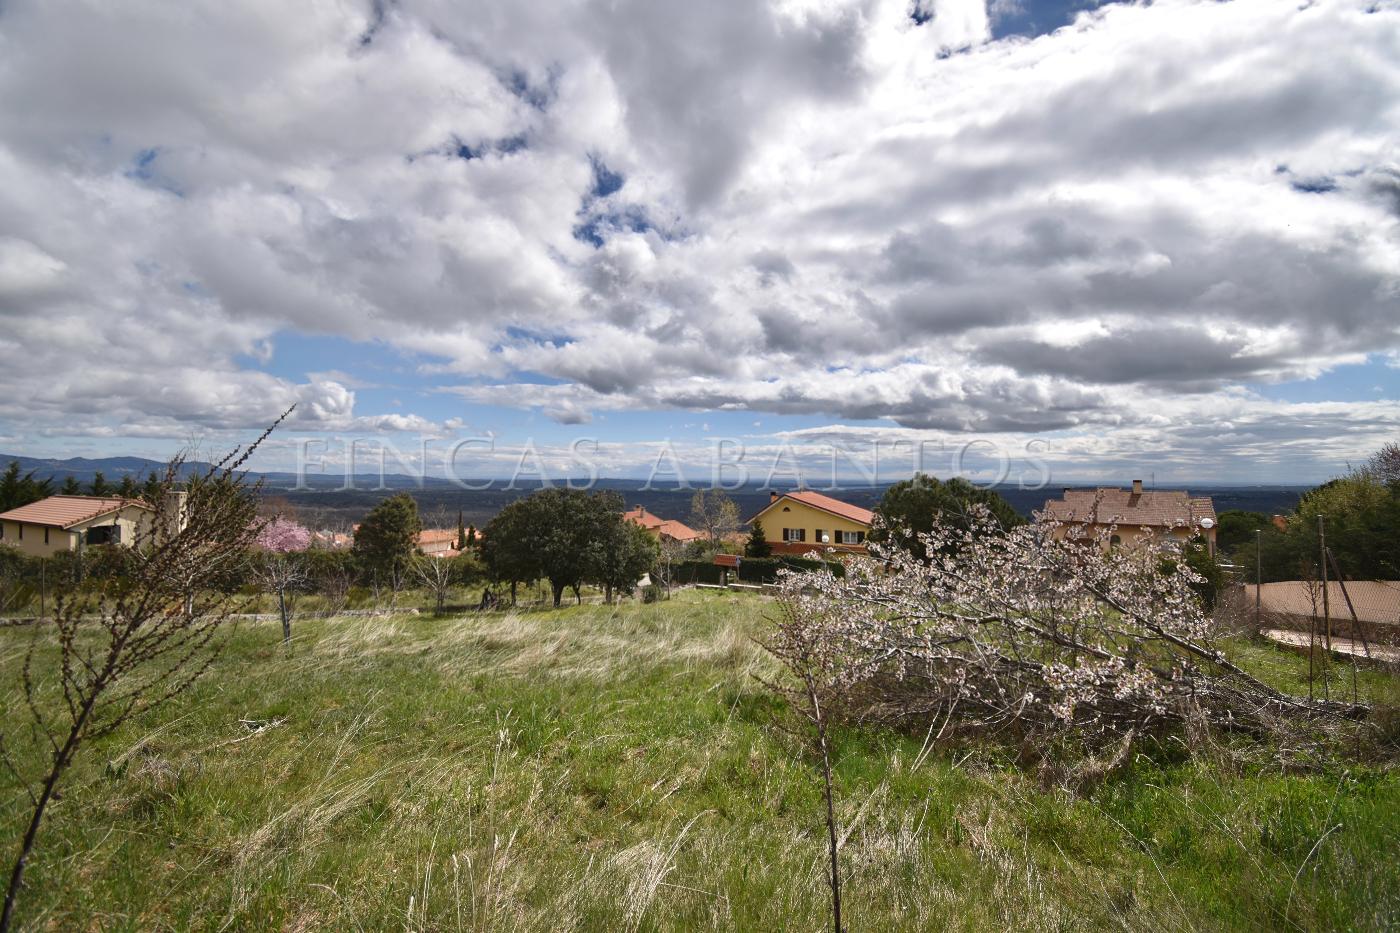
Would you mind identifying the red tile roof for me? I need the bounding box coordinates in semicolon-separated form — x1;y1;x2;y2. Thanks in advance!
0;495;152;529
761;490;874;526
1040;488;1216;528
623;507;700;541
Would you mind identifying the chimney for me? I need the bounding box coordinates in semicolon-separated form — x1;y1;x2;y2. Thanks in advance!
1131;479;1143;495
770;490;779;504
160;489;188;539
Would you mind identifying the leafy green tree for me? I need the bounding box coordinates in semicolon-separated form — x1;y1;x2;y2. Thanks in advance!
141;472;163;504
481;500;539;605
1232;444;1400;583
467;525;477;548
353;493;422;592
1292;473;1400;580
117;475;138;499
59;477;81;496
1182;536;1225;611
871;474;1024;562
483;488;621;607
590;519;659;603
88;472;110;497
745;519;772;558
1215;509;1272;556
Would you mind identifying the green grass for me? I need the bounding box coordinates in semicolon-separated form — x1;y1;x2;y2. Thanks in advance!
1;590;1397;930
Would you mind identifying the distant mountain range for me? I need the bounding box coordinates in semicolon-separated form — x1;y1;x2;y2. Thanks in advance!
2;452;1315;524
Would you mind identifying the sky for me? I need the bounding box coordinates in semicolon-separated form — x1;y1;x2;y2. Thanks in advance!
0;0;1397;486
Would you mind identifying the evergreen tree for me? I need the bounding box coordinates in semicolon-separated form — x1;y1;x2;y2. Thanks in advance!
589;519;659;603
0;462;21;511
456;509;468;551
352;493;422;589
141;472;164;504
60;477;82;496
483;488;623;607
117;475;138;499
466;525;477;547
871;474;1024;563
89;472;110;497
0;462;53;511
745;519;772;558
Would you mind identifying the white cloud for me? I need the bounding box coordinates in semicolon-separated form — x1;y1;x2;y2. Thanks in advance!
0;0;1395;476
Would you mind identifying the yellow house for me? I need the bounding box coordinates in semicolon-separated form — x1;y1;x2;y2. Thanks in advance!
747;490;874;557
0;495;162;558
1040;481;1217;555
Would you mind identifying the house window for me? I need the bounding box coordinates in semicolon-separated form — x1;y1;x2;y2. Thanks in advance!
835;530;865;545
782;528;806;542
87;525;120;546
44;528;49;545
1109;534;1122;549
17;525;22;540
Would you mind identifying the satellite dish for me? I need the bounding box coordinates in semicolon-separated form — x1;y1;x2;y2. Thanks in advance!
1199;518;1215;529
821;533;831;543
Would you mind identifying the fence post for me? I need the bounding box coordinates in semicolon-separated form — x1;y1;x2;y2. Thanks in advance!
1254;529;1261;630
1317;515;1331;702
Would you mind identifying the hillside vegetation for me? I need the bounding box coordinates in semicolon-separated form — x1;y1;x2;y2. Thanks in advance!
2;591;1397;930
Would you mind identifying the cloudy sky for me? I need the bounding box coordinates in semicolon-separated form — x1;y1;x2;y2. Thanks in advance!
0;0;1397;485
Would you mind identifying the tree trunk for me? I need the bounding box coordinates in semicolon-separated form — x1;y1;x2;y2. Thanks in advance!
510;580;517;606
552;581;564;608
604;583;613;605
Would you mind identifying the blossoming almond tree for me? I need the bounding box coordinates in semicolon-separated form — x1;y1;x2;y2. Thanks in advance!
768;508;1360;743
254;516;312;643
762;507;1366;932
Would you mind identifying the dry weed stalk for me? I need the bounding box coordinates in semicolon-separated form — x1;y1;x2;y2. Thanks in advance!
0;414;285;931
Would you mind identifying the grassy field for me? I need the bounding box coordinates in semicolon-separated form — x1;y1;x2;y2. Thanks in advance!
1;590;1397;931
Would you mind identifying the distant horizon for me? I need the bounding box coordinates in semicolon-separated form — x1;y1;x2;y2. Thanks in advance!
0;448;1333;491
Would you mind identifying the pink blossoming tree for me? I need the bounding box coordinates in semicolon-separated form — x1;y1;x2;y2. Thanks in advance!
255;516;311;643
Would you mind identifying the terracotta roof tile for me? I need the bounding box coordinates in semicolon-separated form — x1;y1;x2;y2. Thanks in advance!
774;490;874;526
0;495;152;529
1040;488;1215;528
624;507;699;541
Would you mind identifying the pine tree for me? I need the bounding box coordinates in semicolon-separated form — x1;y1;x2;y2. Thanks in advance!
467;525;477;547
117;475;138;499
60;477;82;496
89;472;110;497
352;493;422;591
456;509;468;550
745;519;772;558
0;462;20;511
